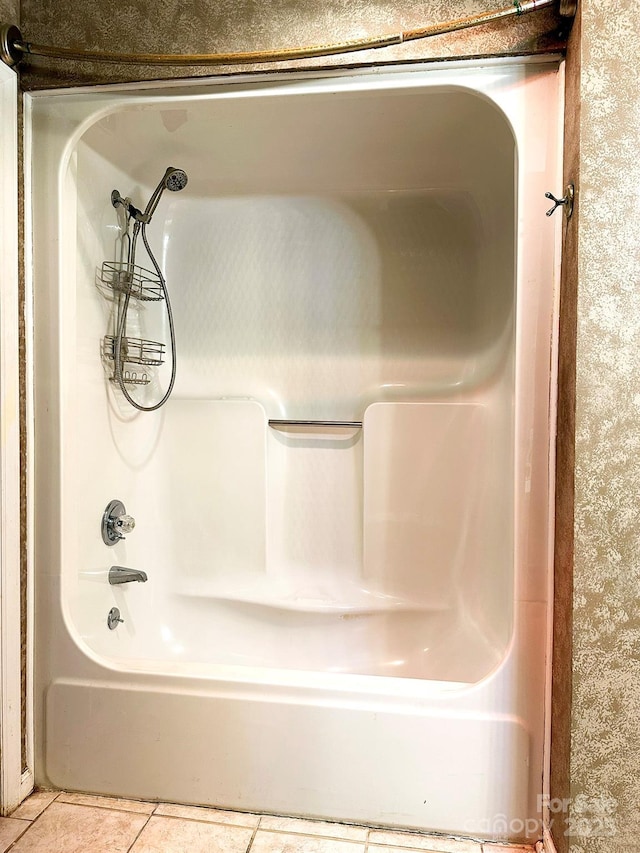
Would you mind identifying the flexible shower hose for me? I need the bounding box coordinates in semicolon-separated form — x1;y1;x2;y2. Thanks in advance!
113;222;177;412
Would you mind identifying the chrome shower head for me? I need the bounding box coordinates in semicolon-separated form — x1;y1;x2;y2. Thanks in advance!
112;167;189;226
139;166;189;225
165;168;188;192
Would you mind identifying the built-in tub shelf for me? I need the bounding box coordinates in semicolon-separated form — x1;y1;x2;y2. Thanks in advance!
176;577;449;615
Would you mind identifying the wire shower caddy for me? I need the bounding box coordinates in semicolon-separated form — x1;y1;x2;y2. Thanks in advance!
100;262;166;386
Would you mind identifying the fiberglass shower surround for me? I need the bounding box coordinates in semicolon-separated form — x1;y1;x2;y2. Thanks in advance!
31;60;561;842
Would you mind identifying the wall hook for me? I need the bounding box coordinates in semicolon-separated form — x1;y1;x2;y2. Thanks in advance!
545;184;574;220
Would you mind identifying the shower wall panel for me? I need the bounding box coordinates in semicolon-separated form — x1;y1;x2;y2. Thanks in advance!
66;81;516;682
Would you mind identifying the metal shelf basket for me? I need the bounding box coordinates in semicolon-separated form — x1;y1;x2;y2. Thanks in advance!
110;370;151;386
102;335;166;367
100;261;164;301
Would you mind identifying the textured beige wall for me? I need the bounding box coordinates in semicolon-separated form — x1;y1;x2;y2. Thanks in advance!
0;0;18;25
18;0;564;89
570;2;640;852
550;7;580;853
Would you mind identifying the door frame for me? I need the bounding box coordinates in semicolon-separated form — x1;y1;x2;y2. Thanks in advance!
0;60;31;815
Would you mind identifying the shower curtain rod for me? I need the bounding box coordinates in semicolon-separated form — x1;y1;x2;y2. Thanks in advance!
1;0;573;69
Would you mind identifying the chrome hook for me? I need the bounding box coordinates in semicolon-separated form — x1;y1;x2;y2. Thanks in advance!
545;184;574;220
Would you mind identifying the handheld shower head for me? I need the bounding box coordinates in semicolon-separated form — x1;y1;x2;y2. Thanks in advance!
139;166;189;225
165;168;188;192
112;167;189;226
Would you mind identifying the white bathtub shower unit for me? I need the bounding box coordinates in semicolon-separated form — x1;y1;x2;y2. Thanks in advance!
30;59;561;841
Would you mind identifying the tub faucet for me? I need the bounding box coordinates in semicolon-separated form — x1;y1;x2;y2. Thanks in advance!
109;566;148;585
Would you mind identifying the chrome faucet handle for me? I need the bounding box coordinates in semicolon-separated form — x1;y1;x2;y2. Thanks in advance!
102;499;136;545
115;514;136;535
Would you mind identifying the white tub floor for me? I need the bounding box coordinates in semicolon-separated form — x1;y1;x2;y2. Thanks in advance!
3;791;534;853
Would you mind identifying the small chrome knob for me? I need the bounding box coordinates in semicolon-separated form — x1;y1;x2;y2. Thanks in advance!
107;607;124;630
102;499;136;545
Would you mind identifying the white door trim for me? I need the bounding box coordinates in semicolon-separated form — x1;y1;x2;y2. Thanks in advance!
0;60;28;815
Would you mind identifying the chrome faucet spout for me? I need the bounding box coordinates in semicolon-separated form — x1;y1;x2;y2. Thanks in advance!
109;566;148;585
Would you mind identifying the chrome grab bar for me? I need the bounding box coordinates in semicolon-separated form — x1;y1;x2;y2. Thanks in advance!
268;419;362;429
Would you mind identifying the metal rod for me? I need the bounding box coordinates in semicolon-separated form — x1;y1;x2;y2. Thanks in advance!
269;420;362;429
2;1;556;68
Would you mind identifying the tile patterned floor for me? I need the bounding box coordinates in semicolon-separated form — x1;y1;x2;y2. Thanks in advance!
0;790;535;853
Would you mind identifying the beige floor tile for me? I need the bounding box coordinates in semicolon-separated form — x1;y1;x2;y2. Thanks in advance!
251;830;364;853
155;802;260;827
130;816;254;853
369;834;482;853
369;847;476;853
10;790;58;820
10;801;149;853
57;791;155;814
260;816;367;841
481;846;535;852
0;818;31;852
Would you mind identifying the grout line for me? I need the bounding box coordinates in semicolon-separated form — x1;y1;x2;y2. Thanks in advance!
3;795;62;853
364;827;370;853
367;833;485;847
8;790;60;823
125;812;153;853
3;817;33;852
246;815;262;853
249;827;366;843
54;800;156;818
125;813;360;839
266;815;368;831
368;844;425;848
144;811;260;830
6;794;59;832
368;839;489;850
